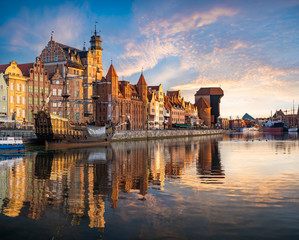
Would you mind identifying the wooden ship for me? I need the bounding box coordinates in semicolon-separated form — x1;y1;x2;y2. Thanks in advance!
34;64;116;148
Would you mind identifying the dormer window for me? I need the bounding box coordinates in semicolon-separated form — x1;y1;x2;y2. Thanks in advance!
55;56;58;62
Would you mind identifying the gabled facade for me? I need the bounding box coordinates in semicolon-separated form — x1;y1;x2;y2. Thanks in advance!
147;90;160;129
93;65;147;130
40;29;103;122
23;57;50;123
148;84;164;128
0;61;28;122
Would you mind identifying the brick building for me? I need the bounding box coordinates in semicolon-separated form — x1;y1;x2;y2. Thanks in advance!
195;87;224;128
93;64;147;130
40;29;103;122
20;57;50;123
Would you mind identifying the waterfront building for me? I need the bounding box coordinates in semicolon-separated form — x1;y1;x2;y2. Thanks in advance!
93;64;147;130
40;29;103;122
148;84;164;128
195;87;224;128
184;101;199;126
164;94;185;127
0;59;50;123
218;117;229;129
166;90;185;126
195;97;211;127
0;61;28;122
20;58;50;123
0;73;8;118
147;90;160;129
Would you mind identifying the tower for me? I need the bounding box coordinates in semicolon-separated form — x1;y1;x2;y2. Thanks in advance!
137;72;148;128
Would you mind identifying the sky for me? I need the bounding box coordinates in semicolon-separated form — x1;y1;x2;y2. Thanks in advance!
0;0;298;118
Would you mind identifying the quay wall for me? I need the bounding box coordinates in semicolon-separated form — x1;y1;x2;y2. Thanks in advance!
0;129;36;139
112;129;225;141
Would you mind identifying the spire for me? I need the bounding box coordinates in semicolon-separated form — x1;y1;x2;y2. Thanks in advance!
83;41;86;51
137;72;147;86
95;21;98;36
106;64;118;78
51;31;54;41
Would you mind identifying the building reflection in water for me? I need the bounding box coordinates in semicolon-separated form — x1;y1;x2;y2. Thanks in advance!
0;135;224;231
197;139;225;183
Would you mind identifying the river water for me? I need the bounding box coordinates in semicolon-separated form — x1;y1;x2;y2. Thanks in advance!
0;133;298;240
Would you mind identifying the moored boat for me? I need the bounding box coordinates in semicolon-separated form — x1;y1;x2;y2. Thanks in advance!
0;137;26;153
262;120;288;133
288;127;298;132
34;111;116;148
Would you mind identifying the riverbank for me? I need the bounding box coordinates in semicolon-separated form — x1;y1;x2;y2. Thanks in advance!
112;129;225;141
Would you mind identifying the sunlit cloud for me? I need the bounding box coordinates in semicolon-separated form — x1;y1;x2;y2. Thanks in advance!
117;7;238;77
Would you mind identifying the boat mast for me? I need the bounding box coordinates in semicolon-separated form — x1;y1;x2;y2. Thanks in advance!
62;63;70;118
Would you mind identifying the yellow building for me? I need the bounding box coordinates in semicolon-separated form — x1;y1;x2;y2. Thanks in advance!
2;61;28;121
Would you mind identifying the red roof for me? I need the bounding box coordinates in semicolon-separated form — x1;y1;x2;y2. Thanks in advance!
0;64;9;72
195;87;223;96
148;85;159;91
106;64;118;78
167;90;179;98
195;97;210;108
18;63;33;77
137;73;147;85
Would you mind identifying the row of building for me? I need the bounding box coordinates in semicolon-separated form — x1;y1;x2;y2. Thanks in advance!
0;29;224;129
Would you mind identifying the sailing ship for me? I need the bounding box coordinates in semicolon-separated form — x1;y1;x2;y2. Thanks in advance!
34;111;115;148
34;62;116;148
288;100;298;132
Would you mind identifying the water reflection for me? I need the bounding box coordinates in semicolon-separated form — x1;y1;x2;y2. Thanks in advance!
0;134;298;239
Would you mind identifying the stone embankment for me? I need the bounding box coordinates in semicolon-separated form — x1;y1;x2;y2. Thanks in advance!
112;129;225;141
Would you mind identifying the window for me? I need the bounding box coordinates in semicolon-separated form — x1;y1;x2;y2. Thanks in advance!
34;98;38;105
29;86;33;92
22;110;25;118
75;91;79;98
40;76;43;82
34;76;38;81
34;86;38;93
17;84;21;91
53;102;57;107
2;106;6;112
10;83;14;90
75;112;80;121
58;89;62;96
40;87;43;93
0;85;3;90
2;96;6;101
75;103;79;108
22;97;26;104
29;97;32;105
17;109;21;117
22;84;26;92
45;87;49;94
58;102;62;107
46;57;49;62
53;89;57;96
17;96;21;104
55;56;58;62
56;80;59;85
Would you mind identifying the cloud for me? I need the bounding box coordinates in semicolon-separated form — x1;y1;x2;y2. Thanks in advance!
116;7;238;77
171;62;299;117
0;3;90;56
140;8;238;38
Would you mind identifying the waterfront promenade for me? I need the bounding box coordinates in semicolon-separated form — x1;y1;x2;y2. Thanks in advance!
112;129;225;141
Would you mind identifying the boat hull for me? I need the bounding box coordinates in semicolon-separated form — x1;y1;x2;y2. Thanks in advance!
34;111;115;149
262;127;284;133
